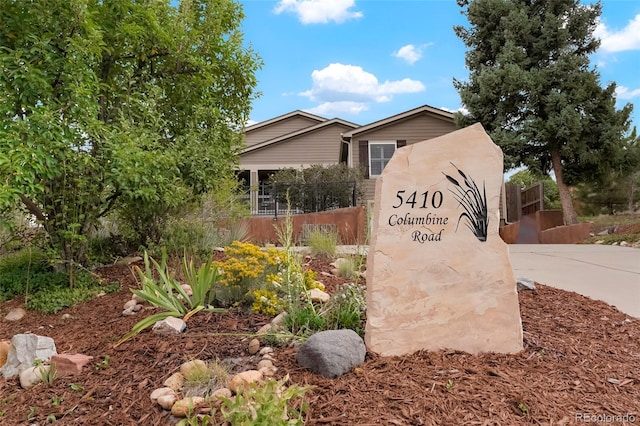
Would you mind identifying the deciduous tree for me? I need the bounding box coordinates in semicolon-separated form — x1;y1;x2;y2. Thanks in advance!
0;0;261;266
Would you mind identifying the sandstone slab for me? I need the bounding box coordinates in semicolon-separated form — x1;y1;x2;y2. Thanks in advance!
365;123;523;356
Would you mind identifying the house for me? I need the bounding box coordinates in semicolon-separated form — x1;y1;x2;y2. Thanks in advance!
239;105;457;214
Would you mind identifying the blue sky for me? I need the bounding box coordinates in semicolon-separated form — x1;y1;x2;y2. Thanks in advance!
240;0;640;129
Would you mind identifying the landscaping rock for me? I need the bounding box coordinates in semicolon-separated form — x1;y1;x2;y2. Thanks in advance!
0;334;57;379
19;365;49;389
296;329;366;378
150;387;176;401
516;277;536;291
171;396;207;417
131;294;145;304
157;393;178;410
259;347;274;355
152;317;186;335
228;370;263;393
259;365;278;377
248;338;260;354
51;354;94;376
180;359;207;377
211;387;232;405
123;299;137;310
257;359;273;370
271;312;288;328
164;372;185;391
180;284;193;296
4;307;26;321
307;288;330;303
256;323;272;335
0;340;9;367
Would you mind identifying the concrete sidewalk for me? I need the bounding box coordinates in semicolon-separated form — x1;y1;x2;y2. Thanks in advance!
509;245;640;318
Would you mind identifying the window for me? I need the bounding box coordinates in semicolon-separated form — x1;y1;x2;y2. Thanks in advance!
368;141;397;177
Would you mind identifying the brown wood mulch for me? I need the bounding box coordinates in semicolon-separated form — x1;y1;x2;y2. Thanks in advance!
0;260;639;425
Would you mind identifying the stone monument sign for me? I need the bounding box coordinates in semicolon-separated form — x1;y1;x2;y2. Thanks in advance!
365;123;523;356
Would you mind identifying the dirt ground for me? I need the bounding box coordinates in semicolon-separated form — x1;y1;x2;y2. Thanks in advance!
1;256;639;425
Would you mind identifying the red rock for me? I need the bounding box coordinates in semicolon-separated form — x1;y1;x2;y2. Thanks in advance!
51;354;94;376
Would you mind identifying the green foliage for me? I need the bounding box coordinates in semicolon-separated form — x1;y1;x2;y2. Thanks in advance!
182;360;230;398
269;164;364;213
306;229;338;259
39;363;57;386
507;169;561;210
219;375;312;426
322;282;367;335
116;251;225;346
454;0;633;224
26;281;120;314
335;257;358;279
0;0;262;267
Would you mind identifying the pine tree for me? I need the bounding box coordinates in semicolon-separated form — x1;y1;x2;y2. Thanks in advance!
454;0;633;224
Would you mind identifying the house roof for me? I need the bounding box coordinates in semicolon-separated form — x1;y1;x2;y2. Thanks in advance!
242;117;360;154
244;110;328;133
341;104;454;140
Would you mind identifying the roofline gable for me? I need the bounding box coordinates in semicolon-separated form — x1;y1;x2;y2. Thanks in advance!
341;104;454;139
242;118;360;154
244;110;328;133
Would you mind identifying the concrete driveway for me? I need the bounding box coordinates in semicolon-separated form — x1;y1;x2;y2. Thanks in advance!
509;244;640;318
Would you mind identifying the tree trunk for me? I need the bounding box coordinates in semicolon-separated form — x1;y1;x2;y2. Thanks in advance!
550;149;578;225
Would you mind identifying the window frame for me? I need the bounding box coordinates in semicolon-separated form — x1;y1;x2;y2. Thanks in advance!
368;141;397;177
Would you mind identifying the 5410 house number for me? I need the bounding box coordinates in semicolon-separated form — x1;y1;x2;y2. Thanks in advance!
392;190;444;209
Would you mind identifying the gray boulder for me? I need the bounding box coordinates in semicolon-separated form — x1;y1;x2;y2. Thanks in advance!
0;334;57;379
296;329;366;378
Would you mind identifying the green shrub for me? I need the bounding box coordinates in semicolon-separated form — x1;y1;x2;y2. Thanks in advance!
322;282;367;336
0;248;59;301
219;375;312;426
27;279;120;314
306;229;338;258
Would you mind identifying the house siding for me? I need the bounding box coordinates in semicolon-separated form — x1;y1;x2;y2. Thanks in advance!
244;116;323;147
350;113;457;202
241;123;353;166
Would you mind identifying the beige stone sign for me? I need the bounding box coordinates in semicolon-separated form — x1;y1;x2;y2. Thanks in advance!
365;123;523;356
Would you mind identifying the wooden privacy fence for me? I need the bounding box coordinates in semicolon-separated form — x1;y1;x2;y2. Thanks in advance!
504;182;544;223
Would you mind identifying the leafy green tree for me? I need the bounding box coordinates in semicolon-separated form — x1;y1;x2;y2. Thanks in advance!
454;0;633;225
0;0;261;267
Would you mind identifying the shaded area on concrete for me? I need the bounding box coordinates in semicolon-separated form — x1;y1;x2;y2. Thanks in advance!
510;245;640;318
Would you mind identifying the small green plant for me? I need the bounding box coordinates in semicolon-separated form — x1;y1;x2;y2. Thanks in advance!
176;410;217;426
69;383;84;392
51;396;64;406
182;360;230;398
47;413;57;423
322;282;366;335
306;228;338;259
116;251;225;346
27;406;38;421
445;379;454;390
39;363;57;385
96;355;110;370
219;375;312;426
517;402;529;415
27;280;120;314
335;256;359;279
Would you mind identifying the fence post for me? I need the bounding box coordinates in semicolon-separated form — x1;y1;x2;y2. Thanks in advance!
273;183;278;220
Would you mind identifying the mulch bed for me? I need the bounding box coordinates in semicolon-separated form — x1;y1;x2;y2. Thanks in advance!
1;259;639;425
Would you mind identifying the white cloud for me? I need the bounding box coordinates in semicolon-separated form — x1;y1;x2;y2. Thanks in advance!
595;14;640;53
305;101;368;116
274;0;362;24
300;63;425;109
392;44;432;65
439;106;469;115
615;85;640;100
